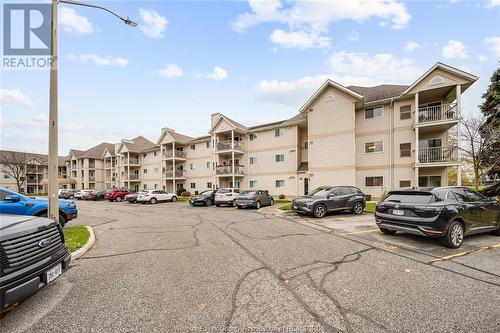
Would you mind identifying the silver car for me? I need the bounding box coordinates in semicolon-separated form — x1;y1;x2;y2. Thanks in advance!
235;190;274;209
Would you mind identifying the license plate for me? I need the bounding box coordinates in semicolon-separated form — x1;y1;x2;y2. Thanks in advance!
47;264;62;283
392;209;404;216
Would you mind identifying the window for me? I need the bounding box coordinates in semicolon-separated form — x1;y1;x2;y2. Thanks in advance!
190;163;195;170
154;151;157;156
206;141;210;148
304;141;308;149
154;184;158;189
249;133;257;141
364;106;383;119
331;187;351;196
206;162;211;169
190;183;196;189
399;180;411;188
465;189;488;202
207;182;212;189
154;168;158;173
143;153;147;158
275;128;284;137
275;154;285;162
365;141;383;153
143;184;147;189
400;105;411;120
250;180;257;188
3;174;9;179
250;157;257;165
143;169;147;174
418;176;441;187
365;176;383;187
400;143;411;157
190;144;196;150
275;180;285;188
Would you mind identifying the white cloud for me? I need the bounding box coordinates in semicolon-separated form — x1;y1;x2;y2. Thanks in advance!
441;40;468;59
255;51;421;107
59;7;93;35
233;0;410;49
485;0;500;8
347;31;360;42
484;36;500;57
139;9;168;39
269;29;330;48
198;66;228;81
157;64;184;79
68;54;128;66
404;41;420;52
0;89;33;108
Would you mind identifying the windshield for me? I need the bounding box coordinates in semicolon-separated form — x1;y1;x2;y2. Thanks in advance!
200;190;213;195
383;193;433;204
240;190;256;195
308;187;332;197
216;189;230;194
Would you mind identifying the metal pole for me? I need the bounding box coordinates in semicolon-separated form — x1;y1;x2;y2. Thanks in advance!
48;0;59;222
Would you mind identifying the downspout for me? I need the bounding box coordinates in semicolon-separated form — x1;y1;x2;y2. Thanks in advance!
390;97;394;191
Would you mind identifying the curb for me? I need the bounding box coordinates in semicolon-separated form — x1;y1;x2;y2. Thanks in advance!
257;206;293;218
71;226;95;260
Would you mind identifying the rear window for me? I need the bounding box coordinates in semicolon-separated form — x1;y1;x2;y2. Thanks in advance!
241;191;256;195
383;193;433;204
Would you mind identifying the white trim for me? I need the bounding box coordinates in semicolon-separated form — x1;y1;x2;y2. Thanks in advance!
363;105;384;120
298;79;363;113
429;75;445;86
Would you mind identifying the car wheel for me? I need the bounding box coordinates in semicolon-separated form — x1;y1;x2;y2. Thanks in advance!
491;226;500;236
313;204;327;218
270;198;274;206
237;206;242;209
150;197;157;204
380;228;397;235
442;221;464;248
215;203;221;207
206;199;212;206
232;200;236;207
352;202;363;215
171;196;178;202
115;196;122;202
256;201;261;209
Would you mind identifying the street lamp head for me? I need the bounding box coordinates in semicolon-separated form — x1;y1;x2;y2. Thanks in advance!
123;18;137;27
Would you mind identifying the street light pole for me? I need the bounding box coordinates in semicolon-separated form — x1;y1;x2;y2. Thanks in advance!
47;0;136;223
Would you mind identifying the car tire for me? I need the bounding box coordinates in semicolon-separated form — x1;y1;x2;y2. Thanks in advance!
352;202;363;215
115;196;122;202
380;228;397;235
270;198;274;206
256;201;261;209
237;206;242;209
171;196;178;202
215;203;221;207
313;204;327;218
232;200;236;207
206;199;212;207
491;227;500;236
442;221;464;248
150;197;157;204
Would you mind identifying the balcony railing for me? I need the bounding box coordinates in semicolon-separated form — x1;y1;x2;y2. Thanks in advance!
418;146;458;164
26;167;43;174
89;176;95;182
105;162;112;168
128;174;140;180
216;141;242;151
123;158;140;165
163;150;186;159
163;170;184;178
26;177;43;184
88;163;96;169
216;164;245;175
418;103;458;123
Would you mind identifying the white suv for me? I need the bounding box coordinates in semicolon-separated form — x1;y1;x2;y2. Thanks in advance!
214;188;240;207
137;190;178;204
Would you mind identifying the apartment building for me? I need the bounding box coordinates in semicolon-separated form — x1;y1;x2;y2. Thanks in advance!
0;150;69;194
0;63;477;199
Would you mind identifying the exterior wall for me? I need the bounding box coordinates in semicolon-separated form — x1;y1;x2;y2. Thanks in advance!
141;149;162;190
185;138;214;194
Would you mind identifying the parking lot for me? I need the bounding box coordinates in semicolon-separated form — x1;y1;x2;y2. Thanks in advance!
1;200;499;333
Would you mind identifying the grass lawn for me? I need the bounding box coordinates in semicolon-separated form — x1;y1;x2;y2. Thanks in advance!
63;226;90;252
279;203;292;211
364;202;376;213
274;199;291;204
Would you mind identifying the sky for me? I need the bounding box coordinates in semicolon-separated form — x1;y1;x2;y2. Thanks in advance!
1;0;499;154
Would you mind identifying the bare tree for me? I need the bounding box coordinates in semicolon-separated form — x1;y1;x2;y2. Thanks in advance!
0;151;29;192
458;114;500;190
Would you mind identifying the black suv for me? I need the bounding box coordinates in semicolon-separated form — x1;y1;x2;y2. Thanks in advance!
374;187;500;248
292;186;366;218
0;215;71;311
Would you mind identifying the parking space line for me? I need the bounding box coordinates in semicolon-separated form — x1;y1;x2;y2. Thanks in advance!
431;243;500;263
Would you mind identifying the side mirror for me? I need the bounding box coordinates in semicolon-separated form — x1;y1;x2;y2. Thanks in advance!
5;194;21;202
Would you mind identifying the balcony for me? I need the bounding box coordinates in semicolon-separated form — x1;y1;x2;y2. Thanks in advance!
163;150;186;159
26;177;43;184
89;176;95;182
127;174;141;181
26;167;43;174
418;146;458;164
163;170;184;179
216;164;245;176
418;103;458;124
123;158;140;166
215;141;244;154
105;162;112;168
88;163;96;169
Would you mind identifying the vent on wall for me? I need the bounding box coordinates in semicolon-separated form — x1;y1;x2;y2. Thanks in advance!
324;95;335;102
429;75;445;86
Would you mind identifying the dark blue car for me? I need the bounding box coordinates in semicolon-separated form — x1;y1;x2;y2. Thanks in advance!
0;187;77;226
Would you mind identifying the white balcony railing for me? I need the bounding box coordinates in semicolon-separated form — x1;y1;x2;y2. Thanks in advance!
418;103;458;123
216;164;245;175
163;150;186;159
88;176;96;181
216;141;241;151
123;158;140;165
128;174;140;180
163;170;184;178
418;146;458;164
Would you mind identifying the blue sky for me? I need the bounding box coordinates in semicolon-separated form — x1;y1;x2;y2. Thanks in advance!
1;0;499;154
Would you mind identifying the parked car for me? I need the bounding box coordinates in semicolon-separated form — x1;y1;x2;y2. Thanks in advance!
374;186;500;248
137;190;177;204
291;186;366;218
0;187;77;226
125;191;147;203
59;189;79;199
235;190;274;209
189;189;216;206
88;190;106;201
105;189;130;202
74;190;92;200
214;188;240;207
0;214;71;311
